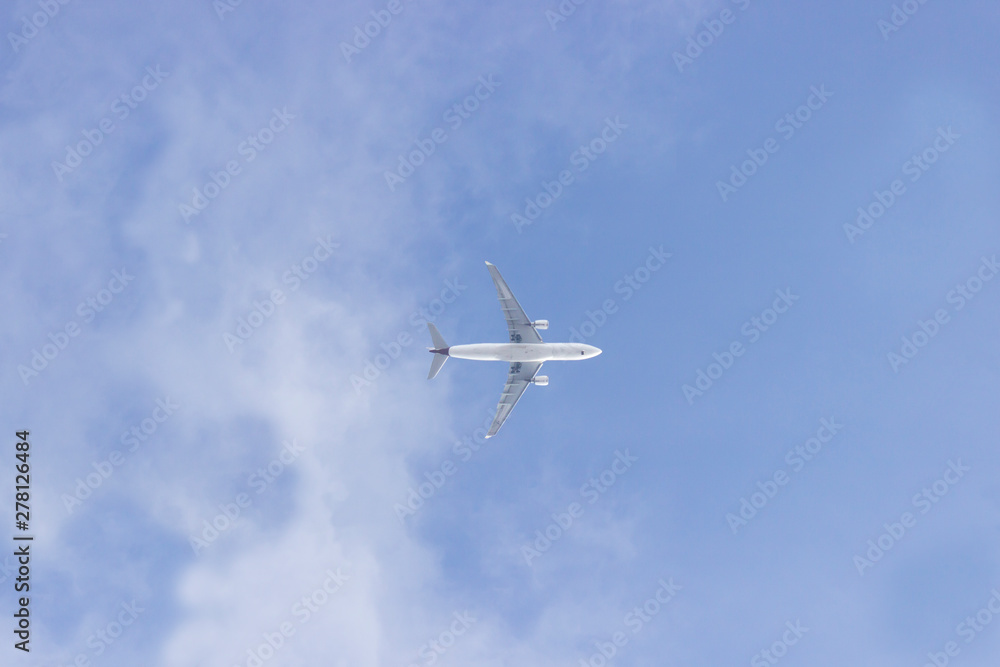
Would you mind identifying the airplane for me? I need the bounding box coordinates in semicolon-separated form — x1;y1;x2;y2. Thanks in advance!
427;261;601;438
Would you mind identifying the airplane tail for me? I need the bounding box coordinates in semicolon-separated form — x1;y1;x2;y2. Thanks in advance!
427;323;449;379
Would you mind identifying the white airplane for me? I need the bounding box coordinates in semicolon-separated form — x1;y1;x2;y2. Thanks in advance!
427;261;601;438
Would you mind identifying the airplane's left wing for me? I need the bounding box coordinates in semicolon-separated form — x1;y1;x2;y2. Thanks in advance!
485;262;543;344
486;361;542;438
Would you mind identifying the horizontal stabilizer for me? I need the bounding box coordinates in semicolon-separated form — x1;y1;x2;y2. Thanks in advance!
428;353;448;379
427;323;450;379
427;322;448;350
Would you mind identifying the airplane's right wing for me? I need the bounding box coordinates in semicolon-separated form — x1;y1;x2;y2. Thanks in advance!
486;361;542;438
485;262;543;344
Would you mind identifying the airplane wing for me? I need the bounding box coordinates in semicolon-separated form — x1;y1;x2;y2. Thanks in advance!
486;361;542;438
485;262;543;344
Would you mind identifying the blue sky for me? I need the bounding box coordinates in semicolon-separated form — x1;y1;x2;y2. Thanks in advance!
2;0;999;665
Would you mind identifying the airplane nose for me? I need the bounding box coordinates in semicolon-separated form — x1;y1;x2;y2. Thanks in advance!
590;346;602;357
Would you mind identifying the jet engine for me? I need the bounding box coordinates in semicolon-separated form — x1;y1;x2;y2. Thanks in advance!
532;320;549;330
531;376;549;386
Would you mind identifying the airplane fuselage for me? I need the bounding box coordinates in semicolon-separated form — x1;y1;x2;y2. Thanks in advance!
441;343;601;362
